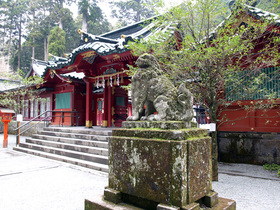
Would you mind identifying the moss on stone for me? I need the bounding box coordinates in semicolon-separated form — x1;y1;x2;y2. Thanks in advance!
113;127;208;141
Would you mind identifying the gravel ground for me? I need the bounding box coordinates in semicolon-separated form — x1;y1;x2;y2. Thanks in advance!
1;134;279;210
213;173;280;210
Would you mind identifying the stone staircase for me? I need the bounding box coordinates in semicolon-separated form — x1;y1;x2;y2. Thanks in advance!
13;127;112;173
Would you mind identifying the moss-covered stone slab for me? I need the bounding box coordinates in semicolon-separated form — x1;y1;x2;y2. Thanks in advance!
108;134;212;207
85;197;236;210
202;191;219;208
122;121;189;130
112;128;208;141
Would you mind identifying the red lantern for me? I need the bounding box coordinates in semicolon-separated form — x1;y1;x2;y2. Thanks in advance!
0;109;15;148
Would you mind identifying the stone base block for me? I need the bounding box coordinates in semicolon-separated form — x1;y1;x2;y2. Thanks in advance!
104;188;121;204
181;202;200;210
108;135;212;206
157;203;180;210
202;191;219;207
85;197;236;210
122;121;191;129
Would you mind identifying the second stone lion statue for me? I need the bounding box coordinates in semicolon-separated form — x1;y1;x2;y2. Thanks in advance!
127;54;193;125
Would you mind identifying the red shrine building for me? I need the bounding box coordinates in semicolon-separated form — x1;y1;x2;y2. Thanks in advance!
215;5;280;164
26;17;173;128
18;4;280;164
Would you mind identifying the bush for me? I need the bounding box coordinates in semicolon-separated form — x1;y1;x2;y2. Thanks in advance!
263;163;280;177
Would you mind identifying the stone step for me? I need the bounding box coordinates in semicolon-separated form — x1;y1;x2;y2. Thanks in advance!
26;138;108;156
32;134;108;149
13;147;109;173
44;127;112;136
37;130;109;142
18;143;108;165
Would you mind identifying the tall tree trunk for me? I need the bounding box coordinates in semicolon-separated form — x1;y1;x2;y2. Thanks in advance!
32;13;35;59
209;106;219;181
32;37;35;59
59;18;63;30
136;11;140;22
44;35;49;61
18;16;22;70
7;29;12;72
82;13;87;32
211;130;219;181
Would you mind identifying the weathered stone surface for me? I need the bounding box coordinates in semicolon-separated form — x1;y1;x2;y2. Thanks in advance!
202;191;219;208
112;127;208;141
181;203;200;210
126;54;193;123
104;188;121;204
84;198;143;210
85;196;236;210
122;121;190;130
218;131;280;164
157;203;180;210
108;128;212;207
211;197;236;210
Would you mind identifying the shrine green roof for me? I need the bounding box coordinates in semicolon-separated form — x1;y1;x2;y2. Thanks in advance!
43;4;280;77
44;15;176;73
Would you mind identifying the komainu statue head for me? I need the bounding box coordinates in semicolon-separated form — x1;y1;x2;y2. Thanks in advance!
127;54;193;126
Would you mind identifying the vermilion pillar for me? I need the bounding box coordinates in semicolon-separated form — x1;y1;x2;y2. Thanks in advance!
0;111;13;148
102;85;113;127
102;86;108;127
85;80;93;128
3;121;8;148
107;86;112;127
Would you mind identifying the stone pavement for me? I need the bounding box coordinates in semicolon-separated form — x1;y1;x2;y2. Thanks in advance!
0;134;280;210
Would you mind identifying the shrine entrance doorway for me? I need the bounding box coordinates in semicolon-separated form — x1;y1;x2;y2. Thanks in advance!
96;98;104;126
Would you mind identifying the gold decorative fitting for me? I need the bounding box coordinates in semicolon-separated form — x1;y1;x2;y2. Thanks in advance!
113;54;120;60
85;37;88;43
81;51;96;58
102;120;108;127
78;29;83;34
86;120;92;128
50;70;56;79
121;34;126;39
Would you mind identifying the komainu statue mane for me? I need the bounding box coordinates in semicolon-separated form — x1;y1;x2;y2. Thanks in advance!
127;53;193;126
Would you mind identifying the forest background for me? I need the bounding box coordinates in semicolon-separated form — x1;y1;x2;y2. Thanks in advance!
0;0;279;75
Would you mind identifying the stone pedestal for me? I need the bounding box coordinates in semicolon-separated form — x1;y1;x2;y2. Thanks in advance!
85;121;236;210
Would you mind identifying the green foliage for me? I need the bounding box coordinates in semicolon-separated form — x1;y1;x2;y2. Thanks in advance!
263;163;280;177
128;0;280;125
48;26;66;57
110;0;160;26
60;8;80;52
76;0;112;35
0;70;44;114
256;0;280;14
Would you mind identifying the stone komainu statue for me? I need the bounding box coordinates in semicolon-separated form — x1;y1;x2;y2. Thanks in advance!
127;54;193;125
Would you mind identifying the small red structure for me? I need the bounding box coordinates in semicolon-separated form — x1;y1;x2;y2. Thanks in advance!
0;108;15;148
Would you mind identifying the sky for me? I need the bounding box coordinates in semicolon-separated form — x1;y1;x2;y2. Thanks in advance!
67;0;184;26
